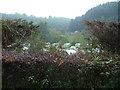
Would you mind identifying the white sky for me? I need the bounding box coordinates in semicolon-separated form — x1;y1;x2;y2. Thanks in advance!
0;0;117;19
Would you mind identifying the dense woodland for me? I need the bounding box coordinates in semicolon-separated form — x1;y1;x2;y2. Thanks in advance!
1;1;120;89
69;1;120;32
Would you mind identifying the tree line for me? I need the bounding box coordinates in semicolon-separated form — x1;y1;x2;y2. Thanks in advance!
1;13;70;34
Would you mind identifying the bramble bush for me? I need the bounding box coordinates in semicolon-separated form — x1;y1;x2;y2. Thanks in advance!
2;51;120;88
2;19;44;51
84;20;120;55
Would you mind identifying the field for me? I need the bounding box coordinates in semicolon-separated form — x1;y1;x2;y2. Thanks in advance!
63;32;87;44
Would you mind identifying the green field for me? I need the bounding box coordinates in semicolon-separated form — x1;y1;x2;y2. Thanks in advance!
63;32;87;44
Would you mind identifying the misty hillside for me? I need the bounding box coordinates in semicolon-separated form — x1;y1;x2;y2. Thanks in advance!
1;1;119;33
1;13;70;33
69;1;119;32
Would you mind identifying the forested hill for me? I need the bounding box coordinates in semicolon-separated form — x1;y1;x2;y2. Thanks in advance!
1;13;70;33
69;1;119;32
1;1;119;33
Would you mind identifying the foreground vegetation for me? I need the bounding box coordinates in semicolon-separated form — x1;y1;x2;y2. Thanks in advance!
2;51;120;88
2;19;120;88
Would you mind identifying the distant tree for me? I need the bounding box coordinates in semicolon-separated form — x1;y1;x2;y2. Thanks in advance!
38;22;48;38
47;28;68;43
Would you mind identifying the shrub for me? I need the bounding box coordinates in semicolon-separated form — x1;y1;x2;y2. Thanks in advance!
2;19;39;49
2;19;45;51
2;51;120;88
84;20;120;54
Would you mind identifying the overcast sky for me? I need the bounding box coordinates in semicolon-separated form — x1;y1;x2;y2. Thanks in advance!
1;0;117;19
